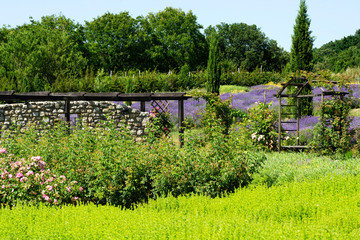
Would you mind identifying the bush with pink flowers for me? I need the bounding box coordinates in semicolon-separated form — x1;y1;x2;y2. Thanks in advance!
146;107;174;143
0;147;82;207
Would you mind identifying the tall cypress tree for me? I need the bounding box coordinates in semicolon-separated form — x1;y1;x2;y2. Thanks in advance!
290;0;314;71
289;0;314;116
206;32;221;95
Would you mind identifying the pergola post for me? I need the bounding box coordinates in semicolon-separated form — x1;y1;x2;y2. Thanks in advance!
140;101;146;112
178;98;184;148
296;97;300;146
278;96;282;153
64;98;71;133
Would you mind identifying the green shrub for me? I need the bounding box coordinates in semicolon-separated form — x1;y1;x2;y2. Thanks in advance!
1;69;284;93
193;91;234;135
240;102;278;150
1;119;265;208
0;148;81;207
311;97;353;155
146;108;174;143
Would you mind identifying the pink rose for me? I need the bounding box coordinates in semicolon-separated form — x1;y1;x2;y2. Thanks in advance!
0;148;7;154
8;174;13;179
31;156;41;161
46;177;54;183
79;187;83;192
42;194;50;201
46;185;53;191
20;177;28;182
16;172;24;178
66;186;71;192
15;161;22;167
26;170;34;176
60;175;66;181
38;161;46;167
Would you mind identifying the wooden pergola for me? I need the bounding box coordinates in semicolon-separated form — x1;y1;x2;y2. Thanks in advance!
276;77;348;152
0;91;192;147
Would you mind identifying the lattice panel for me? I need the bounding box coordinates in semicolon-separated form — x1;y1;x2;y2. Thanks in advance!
150;100;170;114
150;100;171;137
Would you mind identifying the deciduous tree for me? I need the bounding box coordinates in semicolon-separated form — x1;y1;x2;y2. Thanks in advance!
206;23;288;72
0;15;87;91
144;7;208;71
84;12;146;72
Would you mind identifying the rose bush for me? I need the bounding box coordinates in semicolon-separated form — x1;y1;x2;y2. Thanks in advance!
0;147;82;207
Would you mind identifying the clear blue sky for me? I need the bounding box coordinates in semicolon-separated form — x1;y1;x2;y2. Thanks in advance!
1;0;359;51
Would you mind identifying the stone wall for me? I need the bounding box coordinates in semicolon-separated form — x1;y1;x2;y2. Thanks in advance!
0;101;149;138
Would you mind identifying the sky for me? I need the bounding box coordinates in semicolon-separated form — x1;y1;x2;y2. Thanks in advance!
1;0;359;51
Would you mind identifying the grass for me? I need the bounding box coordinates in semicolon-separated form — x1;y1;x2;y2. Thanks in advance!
1;174;360;239
219;85;249;94
251;152;360;187
350;108;360;117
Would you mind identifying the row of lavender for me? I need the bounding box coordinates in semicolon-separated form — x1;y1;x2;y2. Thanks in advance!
128;84;360;132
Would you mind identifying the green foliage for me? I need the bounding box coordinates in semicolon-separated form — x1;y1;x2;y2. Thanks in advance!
0;119;264;208
193;91;234;135
241;102;278;150
0;149;81;207
146;108;174;143
286;73;313;117
179;64;192;90
206;22;288;72
311;97;353;155
314;29;360;72
144;7;208;71
84;12;146;72
221;70;283;86
290;0;314;72
0;15;87;92
288;0;314;117
206;32;221;95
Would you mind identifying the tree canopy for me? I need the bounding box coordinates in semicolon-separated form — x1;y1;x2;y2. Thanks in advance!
205;22;288;72
144;7;208;72
0;6;358;93
0;15;87;92
314;29;360;72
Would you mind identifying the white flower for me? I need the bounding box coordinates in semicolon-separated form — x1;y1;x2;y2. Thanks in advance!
258;135;264;141
251;132;257;140
285;136;290;140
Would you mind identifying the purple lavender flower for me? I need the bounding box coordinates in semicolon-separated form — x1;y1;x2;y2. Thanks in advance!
114;84;360;131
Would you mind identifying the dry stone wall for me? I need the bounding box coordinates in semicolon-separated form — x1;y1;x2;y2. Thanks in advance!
0;101;149;138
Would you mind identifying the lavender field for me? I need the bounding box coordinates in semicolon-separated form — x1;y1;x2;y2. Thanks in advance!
128;84;360;132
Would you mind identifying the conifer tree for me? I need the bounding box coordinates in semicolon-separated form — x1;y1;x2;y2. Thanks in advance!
290;0;314;71
289;0;314;116
206;32;221;95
